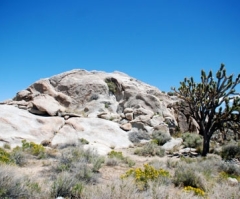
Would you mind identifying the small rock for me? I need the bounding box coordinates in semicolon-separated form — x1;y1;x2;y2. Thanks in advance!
228;177;238;186
190;152;198;156
41;140;51;146
162;138;183;151
124;108;133;114
125;112;133;121
120;123;132;131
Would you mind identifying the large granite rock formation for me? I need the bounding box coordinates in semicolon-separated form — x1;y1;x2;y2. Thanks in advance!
0;69;194;154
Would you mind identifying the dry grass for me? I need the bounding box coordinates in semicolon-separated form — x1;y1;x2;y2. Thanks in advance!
0;142;239;199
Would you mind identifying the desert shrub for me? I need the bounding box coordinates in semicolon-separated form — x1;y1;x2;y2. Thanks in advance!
105;79;117;94
106;158;118;166
173;163;206;191
92;156;105;172
79;138;89;145
208;182;240;199
121;164;170;190
21;140;45;158
152;131;171;145
180;156;197;164
3;143;11;150
192;155;224;178
134;142;165;157
90;94;99;101
182;132;203;149
70;161;96;183
123;156;136;167
183;186;205;197
54;145;104;183
221;142;240;160
83;179;144;199
166;159;179;169
107;150;135;167
108;150;124;160
0;147;13;164
0;165;42;198
51;172;84;198
128;131;151;143
219;162;240;177
10;147;28;166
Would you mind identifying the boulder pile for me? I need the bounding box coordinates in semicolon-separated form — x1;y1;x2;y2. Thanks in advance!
0;69;197;154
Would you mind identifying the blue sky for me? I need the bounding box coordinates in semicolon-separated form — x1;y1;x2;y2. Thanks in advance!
0;0;240;101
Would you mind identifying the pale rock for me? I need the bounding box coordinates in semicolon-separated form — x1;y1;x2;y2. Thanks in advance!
124;108;133;114
125;112;133;121
153;124;170;135
0;105;65;148
131;121;149;133
228;177;238;186
120;123;132;131
179;148;197;153
14;90;32;101
51;118;132;155
31;95;65;116
148;115;165;127
162;138;183;151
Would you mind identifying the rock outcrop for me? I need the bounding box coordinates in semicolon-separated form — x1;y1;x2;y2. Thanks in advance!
0;69;195;154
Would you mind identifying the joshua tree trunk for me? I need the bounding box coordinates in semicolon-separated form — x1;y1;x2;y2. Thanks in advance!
202;137;210;156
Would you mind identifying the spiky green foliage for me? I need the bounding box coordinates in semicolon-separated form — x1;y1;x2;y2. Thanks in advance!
172;64;240;156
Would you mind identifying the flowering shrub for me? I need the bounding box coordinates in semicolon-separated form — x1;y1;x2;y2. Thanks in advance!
22;140;45;158
0;148;13;164
121;164;170;190
184;186;206;197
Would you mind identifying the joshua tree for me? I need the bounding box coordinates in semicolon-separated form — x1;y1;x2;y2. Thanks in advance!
172;64;240;156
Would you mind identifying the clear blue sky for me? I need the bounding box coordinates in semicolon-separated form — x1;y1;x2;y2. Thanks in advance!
1;0;240;101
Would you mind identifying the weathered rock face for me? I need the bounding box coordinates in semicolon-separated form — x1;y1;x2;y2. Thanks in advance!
0;69;195;154
0;105;64;148
0;105;131;155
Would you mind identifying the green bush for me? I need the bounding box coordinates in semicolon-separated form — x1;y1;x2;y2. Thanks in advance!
108;150;124;160
51;172;84;198
107;150;135;167
21;140;45;158
0;165;42;198
105;79;117;94
173;164;206;191
92;156;105;172
134;142;165;157
3;144;11;150
10;147;28;167
53;145;104;184
219;162;240;177
79;138;89;145
0;148;13;164
152;131;171;145
106;158;118;166
182;132;203;149
221;142;240;160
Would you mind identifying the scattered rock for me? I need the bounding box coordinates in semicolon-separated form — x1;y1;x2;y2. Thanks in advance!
228;177;238;186
120;123;132;131
125;112;133;121
162;138;183;151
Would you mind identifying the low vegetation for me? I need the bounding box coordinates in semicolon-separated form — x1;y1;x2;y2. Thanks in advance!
134;142;165;157
0;137;240;199
121;164;170;190
182;132;203;150
106;150;135;167
152;131;171;145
